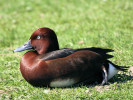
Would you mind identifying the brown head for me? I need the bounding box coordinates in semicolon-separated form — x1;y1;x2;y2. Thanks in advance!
13;27;59;54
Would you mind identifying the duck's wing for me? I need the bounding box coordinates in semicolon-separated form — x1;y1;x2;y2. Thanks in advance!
40;47;114;61
41;50;105;86
40;48;77;60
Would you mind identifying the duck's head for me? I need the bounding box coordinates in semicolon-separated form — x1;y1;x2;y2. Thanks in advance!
13;27;59;54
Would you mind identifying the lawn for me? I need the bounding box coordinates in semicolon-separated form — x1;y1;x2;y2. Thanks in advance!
0;0;133;99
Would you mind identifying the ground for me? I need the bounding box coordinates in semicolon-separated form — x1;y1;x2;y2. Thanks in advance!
0;0;133;100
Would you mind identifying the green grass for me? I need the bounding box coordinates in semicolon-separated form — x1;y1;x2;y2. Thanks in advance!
0;0;133;99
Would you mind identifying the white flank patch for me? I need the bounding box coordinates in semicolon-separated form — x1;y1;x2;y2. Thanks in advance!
107;63;119;80
50;78;76;88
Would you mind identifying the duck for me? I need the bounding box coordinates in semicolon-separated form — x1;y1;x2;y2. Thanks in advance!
13;27;127;87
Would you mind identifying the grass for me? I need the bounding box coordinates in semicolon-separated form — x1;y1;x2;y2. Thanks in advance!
0;0;133;99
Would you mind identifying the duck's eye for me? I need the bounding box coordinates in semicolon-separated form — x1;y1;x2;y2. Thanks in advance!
37;36;41;39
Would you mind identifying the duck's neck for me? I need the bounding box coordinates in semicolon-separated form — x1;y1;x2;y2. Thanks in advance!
47;41;59;53
37;39;59;54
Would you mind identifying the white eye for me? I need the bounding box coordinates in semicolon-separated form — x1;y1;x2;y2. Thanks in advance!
37;36;41;39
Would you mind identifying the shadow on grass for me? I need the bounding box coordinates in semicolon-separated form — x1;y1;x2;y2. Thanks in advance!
36;73;133;89
109;73;133;83
60;73;133;89
71;73;133;88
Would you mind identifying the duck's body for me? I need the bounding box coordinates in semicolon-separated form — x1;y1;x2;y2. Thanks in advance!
13;27;127;87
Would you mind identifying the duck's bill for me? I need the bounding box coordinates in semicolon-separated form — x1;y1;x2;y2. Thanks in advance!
13;40;33;52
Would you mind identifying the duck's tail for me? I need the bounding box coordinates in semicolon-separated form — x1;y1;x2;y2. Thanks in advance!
78;47;114;60
102;60;129;81
106;60;129;72
79;47;129;72
83;47;129;84
101;60;129;85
